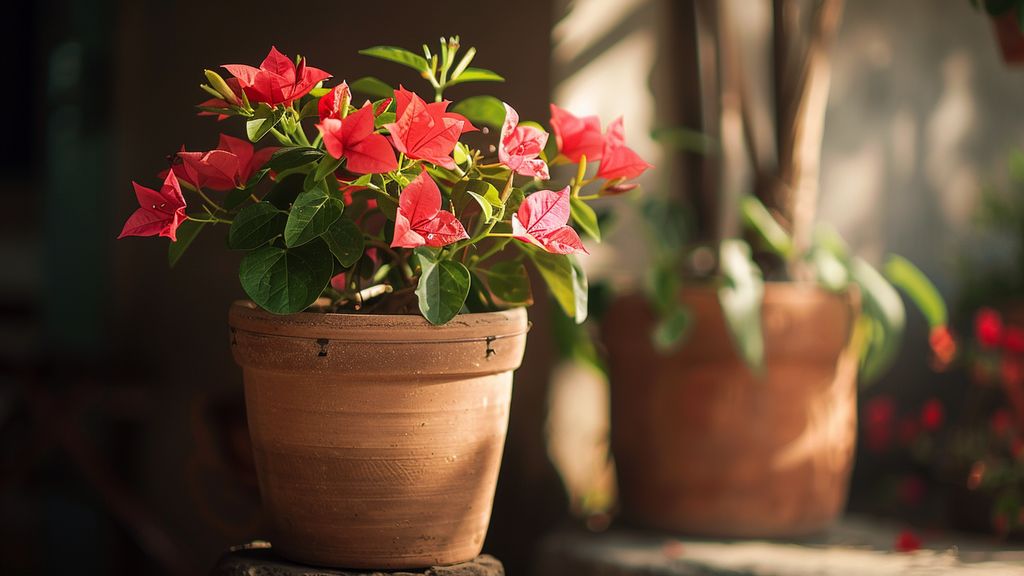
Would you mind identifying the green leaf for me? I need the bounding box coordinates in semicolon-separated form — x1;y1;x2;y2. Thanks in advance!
323;217;364;267
570;197;601;242
238;239;334;314
811;246;850;292
243;167;271;190
653;306;692;352
524;246;588;323
267;147;323;172
264;174;303;209
314;155;343;181
415;249;471;325
224;186;252;210
298;99;319;120
445;67;505;87
283;185;344;248
168;220;205;268
246;103;284;143
741;195;792;257
229;202;285;249
374;112;397;128
852;257;906;383
451;95;507;130
358;46;430;73
350;76;395;100
884;254;947;328
483;260;532;306
718;240;765;374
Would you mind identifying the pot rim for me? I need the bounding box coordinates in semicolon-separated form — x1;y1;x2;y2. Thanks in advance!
228;300;530;343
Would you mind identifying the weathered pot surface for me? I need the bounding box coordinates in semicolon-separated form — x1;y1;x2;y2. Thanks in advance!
229;301;528;569
605;284;860;537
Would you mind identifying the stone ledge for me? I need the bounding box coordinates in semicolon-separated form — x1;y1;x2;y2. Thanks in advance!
211;542;504;576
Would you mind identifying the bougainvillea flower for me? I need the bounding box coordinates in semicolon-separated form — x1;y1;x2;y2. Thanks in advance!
596;117;653;181
317;102;398;175
222;46;330;107
893;529;922;552
976;308;1003;347
176;134;275;191
198;77;244;121
385;87;475;169
499;103;549;179
1005;326;1024;354
549;104;605;163
920;398;944;432
118;171;187;241
863;395;894;453
318;82;351;122
512;187;588;255
391;171;468;248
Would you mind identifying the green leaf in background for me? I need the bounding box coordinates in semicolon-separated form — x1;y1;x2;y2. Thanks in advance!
267;147;323;173
359;46;430;73
741;195;792;257
718;240;765;374
653;306;693;353
851;257;906;383
570;197;601;242
484;260;532;307
238;239;334;314
524;246;588;324
884;254;947;328
415;248;471;325
283;185;344;248
228;202;286;249
451;95;507;130
314;155;343;182
650;125;715;155
446;67;505;87
350;76;395;100
323;217;364;267
246;103;284;143
167;220;205;268
811;246;851;292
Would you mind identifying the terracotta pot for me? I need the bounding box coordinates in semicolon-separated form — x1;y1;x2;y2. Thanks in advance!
228;301;528;569
604;284;860;537
992;10;1024;64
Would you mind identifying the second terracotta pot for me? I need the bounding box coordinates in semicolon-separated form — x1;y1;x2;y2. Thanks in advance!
229;302;528;569
605;284;859;537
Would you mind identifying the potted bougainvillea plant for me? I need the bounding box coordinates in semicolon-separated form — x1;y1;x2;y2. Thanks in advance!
117;38;649;569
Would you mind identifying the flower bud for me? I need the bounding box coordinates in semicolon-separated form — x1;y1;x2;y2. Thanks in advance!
204;69;240;105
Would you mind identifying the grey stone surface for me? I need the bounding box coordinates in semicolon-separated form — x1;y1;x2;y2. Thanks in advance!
535;516;1024;576
210;542;503;576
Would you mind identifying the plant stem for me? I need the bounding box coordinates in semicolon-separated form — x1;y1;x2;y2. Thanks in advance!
194;185;226;213
269;127;293;146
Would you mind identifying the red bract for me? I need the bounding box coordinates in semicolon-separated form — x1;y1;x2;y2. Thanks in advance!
596;117;653;181
893;529;921;552
499;103;549;179
976;308;1004;348
392;171;468;248
223;46;330;107
920;398;944;432
1004;326;1024;354
118;171;187;241
177;134;276;191
512;187;588;255
318;82;351;122
317;103;398;175
549;104;604;163
385;87;475;169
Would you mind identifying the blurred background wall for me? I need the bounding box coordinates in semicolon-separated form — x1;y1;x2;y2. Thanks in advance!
2;0;1024;574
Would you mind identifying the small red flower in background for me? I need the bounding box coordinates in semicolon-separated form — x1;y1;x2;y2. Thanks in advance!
1004;326;1024;355
512;187;589;256
595;117;653;181
920;398;944;432
499;103;549;180
391;171;468;248
318;82;351;122
385;86;475;170
864;395;895;452
223;46;330;107
317;103;398;174
976;308;1004;348
549;104;605;163
928;325;956;369
118;171;188;241
894;529;922;552
175;134;276;191
991;409;1014;437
